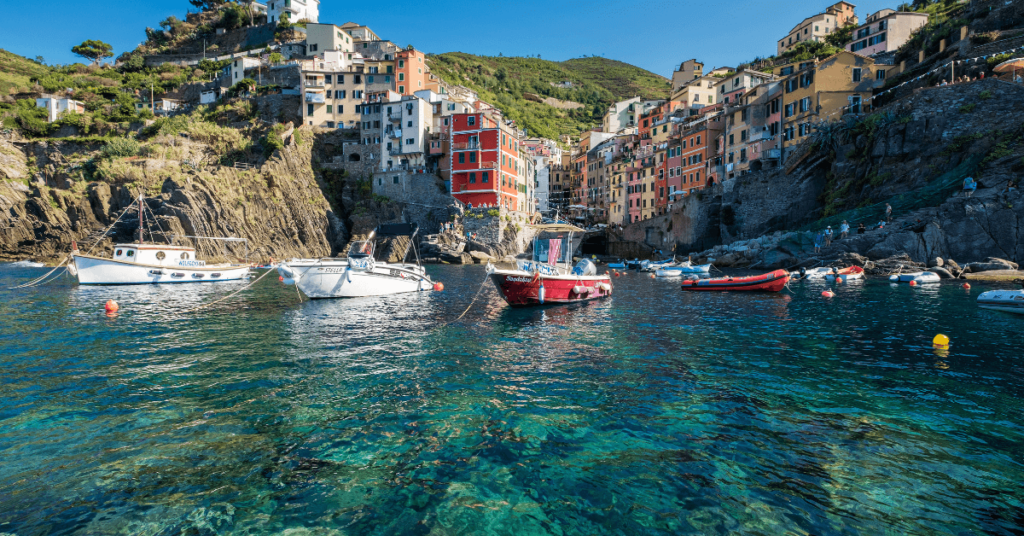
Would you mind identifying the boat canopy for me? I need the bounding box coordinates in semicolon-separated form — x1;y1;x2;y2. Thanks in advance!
530;223;587;233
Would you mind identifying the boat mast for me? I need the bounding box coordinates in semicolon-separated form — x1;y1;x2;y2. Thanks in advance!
138;194;144;245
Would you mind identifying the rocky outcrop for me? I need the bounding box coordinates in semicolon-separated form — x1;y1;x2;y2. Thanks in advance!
0;129;338;263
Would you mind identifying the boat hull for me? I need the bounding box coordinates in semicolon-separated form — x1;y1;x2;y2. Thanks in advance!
281;261;433;299
977;290;1024;314
71;255;249;285
489;272;613;307
680;269;790;292
890;272;941;284
656;264;711;277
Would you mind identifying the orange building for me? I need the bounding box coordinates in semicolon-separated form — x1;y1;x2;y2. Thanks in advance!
396;49;427;96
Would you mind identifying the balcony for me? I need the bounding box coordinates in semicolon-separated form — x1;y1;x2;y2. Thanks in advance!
387;129;402;139
763;148;781;160
452;141;481;151
304;92;325;104
304;79;325;87
388;112;404;121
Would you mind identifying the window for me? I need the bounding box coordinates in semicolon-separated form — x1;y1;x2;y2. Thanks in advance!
398;86;405;93
307;104;314;115
406;138;414;145
696;135;701;145
399;73;405;81
398;60;405;68
338;75;345;84
458;153;465;164
368;76;374;83
326;105;333;113
784;103;794;118
740;130;747;142
394;176;400;184
407;121;412;127
469;172;476;183
729;134;734;145
852;68;862;82
482;172;489;183
467;116;475;126
385;76;391;83
876;69;886;80
469;153;476;163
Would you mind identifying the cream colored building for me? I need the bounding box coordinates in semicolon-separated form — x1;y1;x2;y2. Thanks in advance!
301;64;366;129
670;59;704;93
777;2;858;55
305;23;354;56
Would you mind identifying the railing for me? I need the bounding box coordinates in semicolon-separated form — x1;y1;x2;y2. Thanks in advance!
388;112;404;121
387;130;402;139
481;161;498;169
304;93;325;103
233;162;254;170
452;142;480;150
304;80;325;87
388;148;403;156
763;148;781;159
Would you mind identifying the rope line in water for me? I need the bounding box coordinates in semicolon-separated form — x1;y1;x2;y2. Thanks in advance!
179;267;277;313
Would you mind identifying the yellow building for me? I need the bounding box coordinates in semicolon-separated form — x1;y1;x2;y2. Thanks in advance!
777;2;858;55
300;65;366;129
774;51;891;150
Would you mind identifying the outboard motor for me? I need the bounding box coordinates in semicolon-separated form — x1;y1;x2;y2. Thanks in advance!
799;267;807;279
572;258;597;276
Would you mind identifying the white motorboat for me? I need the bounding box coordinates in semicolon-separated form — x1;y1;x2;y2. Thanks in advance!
69;195;249;285
639;258;674;272
977;289;1024;314
655;260;712;277
278;223;435;299
793;266;866;282
890;272;941;284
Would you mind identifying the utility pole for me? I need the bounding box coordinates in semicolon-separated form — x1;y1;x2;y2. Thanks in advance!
151;80;155;117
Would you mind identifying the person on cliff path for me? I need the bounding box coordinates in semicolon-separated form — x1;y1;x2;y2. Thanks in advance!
824;226;833;247
885;203;893;222
963;176;977;198
857;223;867;235
814;232;824;254
839;220;850;239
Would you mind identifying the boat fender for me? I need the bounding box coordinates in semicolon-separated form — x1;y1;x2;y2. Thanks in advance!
68;261;78;276
572;285;590;295
283;278;296;286
539;281;545;304
278;265;296;279
598;283;612;292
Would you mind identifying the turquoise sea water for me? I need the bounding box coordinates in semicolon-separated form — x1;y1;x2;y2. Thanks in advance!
0;264;1022;535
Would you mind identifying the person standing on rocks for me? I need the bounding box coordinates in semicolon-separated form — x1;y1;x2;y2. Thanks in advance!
857;223;866;235
814;231;824;254
885;203;893;223
824;226;834;247
963;176;977;198
839;220;850;239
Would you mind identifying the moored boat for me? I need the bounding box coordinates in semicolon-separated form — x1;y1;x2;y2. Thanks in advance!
792;266;864;281
69;195;249;285
278;223;434;299
977;290;1024;314
680;269;790;292
890;272;941;284
487;223;613;307
656;260;712;277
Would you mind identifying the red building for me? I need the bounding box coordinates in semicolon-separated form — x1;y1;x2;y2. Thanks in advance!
450;112;522;210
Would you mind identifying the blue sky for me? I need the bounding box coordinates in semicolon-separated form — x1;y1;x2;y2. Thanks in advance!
2;0;896;77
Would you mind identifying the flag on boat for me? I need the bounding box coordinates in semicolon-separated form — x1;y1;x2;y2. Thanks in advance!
548;239;561;267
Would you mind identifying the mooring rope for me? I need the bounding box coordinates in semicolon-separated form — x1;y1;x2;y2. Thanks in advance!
178;267;277;313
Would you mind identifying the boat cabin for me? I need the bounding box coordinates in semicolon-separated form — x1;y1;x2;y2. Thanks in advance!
347;240;375;258
112;244;206;268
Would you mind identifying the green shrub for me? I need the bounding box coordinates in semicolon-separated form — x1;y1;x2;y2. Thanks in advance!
959;103;976;113
979;90;993;100
487;209;500;217
101;137;141;158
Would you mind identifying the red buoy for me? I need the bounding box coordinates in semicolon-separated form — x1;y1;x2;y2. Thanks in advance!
279;275;284;282
433;282;445;292
963;283;971;290
104;299;119;314
836;276;844;284
821;290;834;298
909;280;918;287
650;273;656;279
614;272;620;277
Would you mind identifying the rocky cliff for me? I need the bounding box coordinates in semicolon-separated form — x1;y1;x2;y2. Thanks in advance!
0;128;343;264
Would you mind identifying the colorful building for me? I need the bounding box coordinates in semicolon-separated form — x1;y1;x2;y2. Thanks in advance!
777;1;858;55
396;49;428;96
845;9;929;56
449;112;523;211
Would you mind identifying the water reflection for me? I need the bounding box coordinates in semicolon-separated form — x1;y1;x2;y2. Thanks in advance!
1;264;1023;535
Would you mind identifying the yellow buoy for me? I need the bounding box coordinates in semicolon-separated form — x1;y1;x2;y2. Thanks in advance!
932;334;950;348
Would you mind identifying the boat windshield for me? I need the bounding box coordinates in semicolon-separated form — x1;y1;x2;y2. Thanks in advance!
347;240;374;258
533;235;568;266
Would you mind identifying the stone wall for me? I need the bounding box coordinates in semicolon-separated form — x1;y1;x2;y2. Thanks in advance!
371;170;460;234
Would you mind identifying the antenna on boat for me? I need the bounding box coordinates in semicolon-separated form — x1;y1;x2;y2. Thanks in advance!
138;194;144;245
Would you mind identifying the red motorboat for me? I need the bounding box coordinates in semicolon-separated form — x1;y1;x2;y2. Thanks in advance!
680;269;790;292
488;224;613;307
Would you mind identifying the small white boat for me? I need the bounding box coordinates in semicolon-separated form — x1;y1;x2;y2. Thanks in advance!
278;224;434;299
69;195;249;285
889;272;941;284
639;258;674;272
977;289;1024;314
656;261;711;276
9;260;45;268
826;271;863;282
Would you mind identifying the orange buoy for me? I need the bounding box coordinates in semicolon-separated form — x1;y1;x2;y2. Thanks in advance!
615;272;620;277
821;290;834;298
279;275;284;282
650;273;656;279
433;282;444;292
962;283;971;290
836;276;844;284
909;280;918;287
104;299;119;314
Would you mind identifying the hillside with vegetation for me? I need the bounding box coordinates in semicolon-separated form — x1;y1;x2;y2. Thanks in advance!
426;53;670;141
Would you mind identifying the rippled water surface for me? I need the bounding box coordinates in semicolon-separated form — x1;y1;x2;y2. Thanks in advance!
1;264;1023;535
